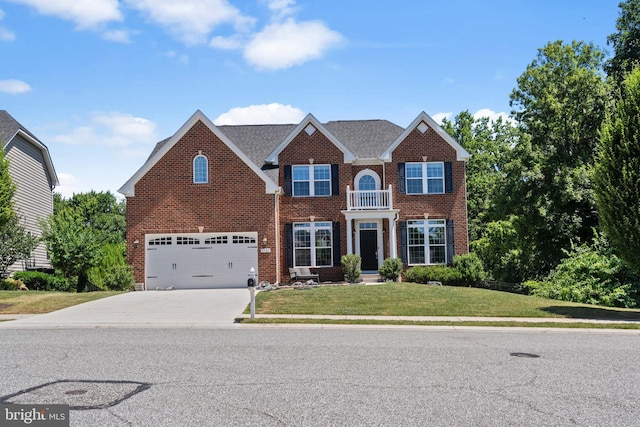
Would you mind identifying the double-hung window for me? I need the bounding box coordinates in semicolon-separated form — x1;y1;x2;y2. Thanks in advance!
293;165;331;196
193;155;208;184
293;222;333;267
407;219;446;264
406;162;444;194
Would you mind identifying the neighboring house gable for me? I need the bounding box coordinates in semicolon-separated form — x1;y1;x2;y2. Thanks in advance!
0;110;58;274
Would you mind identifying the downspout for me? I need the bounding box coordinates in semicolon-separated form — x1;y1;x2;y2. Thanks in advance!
274;188;283;284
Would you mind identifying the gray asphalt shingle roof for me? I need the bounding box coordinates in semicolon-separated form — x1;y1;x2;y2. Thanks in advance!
0;110;42;146
147;119;405;173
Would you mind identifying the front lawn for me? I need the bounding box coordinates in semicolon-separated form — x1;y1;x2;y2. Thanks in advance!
251;283;640;319
0;291;122;314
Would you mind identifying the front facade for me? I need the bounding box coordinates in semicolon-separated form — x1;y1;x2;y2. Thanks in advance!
0;111;59;275
120;110;469;289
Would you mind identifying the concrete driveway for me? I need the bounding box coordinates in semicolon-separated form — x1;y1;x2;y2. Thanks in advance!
0;289;251;329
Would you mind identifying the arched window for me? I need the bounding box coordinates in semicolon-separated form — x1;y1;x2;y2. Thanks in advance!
358;175;377;191
193;155;208;183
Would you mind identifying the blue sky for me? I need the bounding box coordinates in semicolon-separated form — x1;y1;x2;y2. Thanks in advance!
0;0;621;198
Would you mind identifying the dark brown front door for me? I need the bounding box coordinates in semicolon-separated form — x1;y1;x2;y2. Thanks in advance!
360;230;378;271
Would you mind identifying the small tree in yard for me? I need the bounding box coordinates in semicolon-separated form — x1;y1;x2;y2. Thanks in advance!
40;208;101;292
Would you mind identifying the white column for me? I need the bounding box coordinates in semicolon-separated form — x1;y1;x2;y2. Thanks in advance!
346;217;353;254
389;217;397;259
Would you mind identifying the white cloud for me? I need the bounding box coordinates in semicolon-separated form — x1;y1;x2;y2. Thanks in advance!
101;29;132;43
55;172;81;199
52;112;158;147
210;35;242;50
125;0;255;44
214;103;305;125
0;27;15;41
7;0;122;29
431;112;452;124
473;108;515;125
164;50;189;64
244;18;343;70
0;79;31;94
0;8;16;41
265;0;297;19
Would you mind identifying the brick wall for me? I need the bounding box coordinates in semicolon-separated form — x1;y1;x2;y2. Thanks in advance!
126;120;277;284
387;127;469;256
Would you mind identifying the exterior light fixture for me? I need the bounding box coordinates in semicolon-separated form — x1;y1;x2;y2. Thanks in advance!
262;237;268;247
133;240;139;249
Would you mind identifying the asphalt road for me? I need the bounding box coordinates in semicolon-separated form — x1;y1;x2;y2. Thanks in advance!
1;327;639;426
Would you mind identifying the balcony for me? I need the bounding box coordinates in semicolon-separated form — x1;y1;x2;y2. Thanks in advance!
346;185;393;210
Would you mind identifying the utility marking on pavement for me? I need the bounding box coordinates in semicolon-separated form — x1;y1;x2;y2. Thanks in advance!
510;352;540;358
0;380;152;410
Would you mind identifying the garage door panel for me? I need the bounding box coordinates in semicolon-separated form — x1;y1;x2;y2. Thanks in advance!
145;233;258;290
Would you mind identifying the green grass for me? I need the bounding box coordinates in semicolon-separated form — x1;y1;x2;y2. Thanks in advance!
249;283;640;320
0;291;122;314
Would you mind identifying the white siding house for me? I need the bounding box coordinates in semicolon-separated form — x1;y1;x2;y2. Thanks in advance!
0;111;58;274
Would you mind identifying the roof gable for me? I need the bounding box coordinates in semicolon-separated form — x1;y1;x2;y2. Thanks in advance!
381;111;470;162
265;113;356;164
0;110;59;187
118;110;280;196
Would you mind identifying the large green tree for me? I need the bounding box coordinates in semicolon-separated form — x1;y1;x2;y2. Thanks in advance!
441;111;518;243
594;68;640;274
606;0;640;86
501;40;608;281
55;191;126;244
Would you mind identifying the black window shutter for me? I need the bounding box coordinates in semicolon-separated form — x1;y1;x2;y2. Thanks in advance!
331;164;339;195
332;222;341;267
285;223;293;267
446;219;455;266
284;165;292;196
399;221;408;264
398;163;406;194
444;162;453;193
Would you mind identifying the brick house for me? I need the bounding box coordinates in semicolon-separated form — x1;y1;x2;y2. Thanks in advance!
119;110;470;290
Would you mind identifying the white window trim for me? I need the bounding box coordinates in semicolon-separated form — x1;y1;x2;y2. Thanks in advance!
293;222;333;267
407;219;446;265
292;164;331;197
406;162;444;195
354;169;381;191
193;155;208;184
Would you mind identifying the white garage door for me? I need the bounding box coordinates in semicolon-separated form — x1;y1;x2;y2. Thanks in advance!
145;232;258;290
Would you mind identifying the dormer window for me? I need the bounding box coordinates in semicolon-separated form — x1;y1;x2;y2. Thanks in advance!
193;154;208;184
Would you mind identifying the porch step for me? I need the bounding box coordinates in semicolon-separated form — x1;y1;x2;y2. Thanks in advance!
360;273;382;284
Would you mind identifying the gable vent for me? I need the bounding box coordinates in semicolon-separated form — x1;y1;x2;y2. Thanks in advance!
417;121;429;134
304;124;317;136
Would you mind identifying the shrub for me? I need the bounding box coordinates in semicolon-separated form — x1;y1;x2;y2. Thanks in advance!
529;236;640;307
379;257;403;281
102;264;135;291
13;271;71;292
0;277;22;290
453;253;486;286
404;265;463;286
341;254;362;283
88;243;134;290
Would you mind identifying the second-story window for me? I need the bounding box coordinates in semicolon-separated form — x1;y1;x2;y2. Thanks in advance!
406;162;444;194
293;165;331;196
193;155;208;184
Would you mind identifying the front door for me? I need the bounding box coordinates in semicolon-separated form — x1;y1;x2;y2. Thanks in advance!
360;230;378;270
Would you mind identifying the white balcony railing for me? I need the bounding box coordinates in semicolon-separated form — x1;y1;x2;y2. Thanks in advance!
346;185;393;210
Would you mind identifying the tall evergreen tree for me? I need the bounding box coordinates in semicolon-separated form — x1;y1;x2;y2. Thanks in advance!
594;68;640;274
